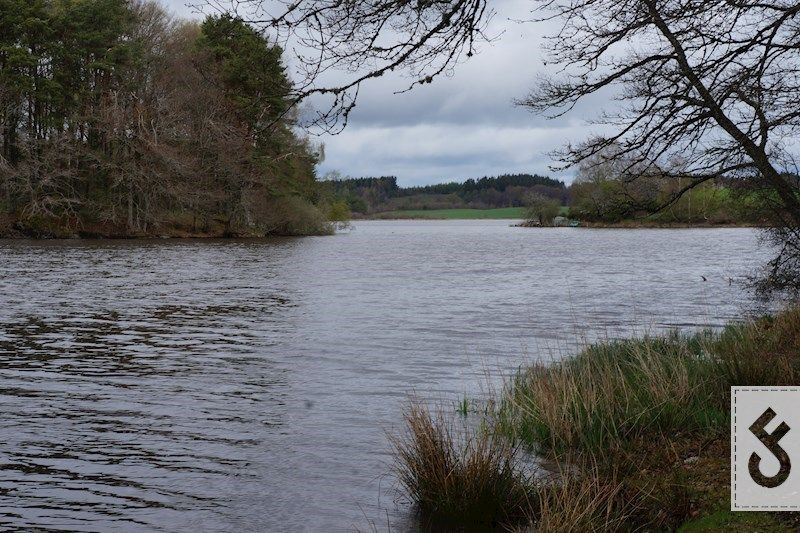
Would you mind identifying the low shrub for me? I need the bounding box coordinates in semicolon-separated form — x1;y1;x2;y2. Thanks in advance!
392;402;535;529
260;196;334;236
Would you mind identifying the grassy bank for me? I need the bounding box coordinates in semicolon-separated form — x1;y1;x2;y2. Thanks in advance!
367;207;528;220
394;309;800;531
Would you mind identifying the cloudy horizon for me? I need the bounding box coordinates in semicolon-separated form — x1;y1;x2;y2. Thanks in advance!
164;0;607;187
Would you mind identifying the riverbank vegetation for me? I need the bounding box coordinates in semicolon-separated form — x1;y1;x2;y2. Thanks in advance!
566;157;775;227
0;0;339;238
395;309;800;530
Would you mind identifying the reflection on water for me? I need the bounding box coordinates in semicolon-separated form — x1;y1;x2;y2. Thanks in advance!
0;222;770;530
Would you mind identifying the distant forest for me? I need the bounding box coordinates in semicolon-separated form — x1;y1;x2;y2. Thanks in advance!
328;170;778;225
0;1;338;238
328;174;568;214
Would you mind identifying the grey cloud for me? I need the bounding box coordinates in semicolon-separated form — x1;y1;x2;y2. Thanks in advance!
308;1;619;184
316;122;600;186
162;0;615;186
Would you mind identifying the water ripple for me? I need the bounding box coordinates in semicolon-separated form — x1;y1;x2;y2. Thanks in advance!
0;223;770;530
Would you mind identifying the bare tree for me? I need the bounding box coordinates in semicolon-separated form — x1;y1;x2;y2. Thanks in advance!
517;1;800;219
197;0;493;131
221;1;799;209
525;192;560;226
514;0;800;294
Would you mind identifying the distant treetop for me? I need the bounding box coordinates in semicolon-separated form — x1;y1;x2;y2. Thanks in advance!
400;174;565;196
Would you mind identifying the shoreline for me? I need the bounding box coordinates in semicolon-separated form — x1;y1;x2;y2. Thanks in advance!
355;215;524;221
0;228;326;240
358;214;759;228
395;310;799;530
0;216;761;239
0;217;334;240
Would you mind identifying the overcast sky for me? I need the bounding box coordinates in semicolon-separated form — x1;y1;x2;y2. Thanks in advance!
163;0;603;186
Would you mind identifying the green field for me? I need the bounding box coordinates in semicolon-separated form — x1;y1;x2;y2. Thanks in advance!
371;207;528;219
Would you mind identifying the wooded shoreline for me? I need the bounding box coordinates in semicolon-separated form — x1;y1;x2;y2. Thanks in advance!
0;4;338;240
357;212;760;228
0;214;334;239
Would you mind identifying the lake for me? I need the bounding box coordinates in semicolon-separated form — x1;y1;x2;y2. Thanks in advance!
0;221;770;531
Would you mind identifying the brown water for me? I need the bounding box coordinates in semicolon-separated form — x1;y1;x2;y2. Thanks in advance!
0;221;769;531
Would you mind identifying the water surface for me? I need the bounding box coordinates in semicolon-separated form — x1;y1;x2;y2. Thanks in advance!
0;221;769;530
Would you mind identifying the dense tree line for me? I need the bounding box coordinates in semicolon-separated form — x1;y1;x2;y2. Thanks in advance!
400;174;564;196
0;0;332;237
324;176;399;213
328;173;567;214
569;178;769;225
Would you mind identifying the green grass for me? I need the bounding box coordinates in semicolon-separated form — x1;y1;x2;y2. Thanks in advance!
492;309;800;529
497;333;729;455
372;207;528;219
455;395;470;417
498;310;800;456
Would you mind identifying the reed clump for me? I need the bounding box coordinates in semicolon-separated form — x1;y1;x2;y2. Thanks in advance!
532;459;690;532
713;307;800;386
498;333;725;456
392;403;535;529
